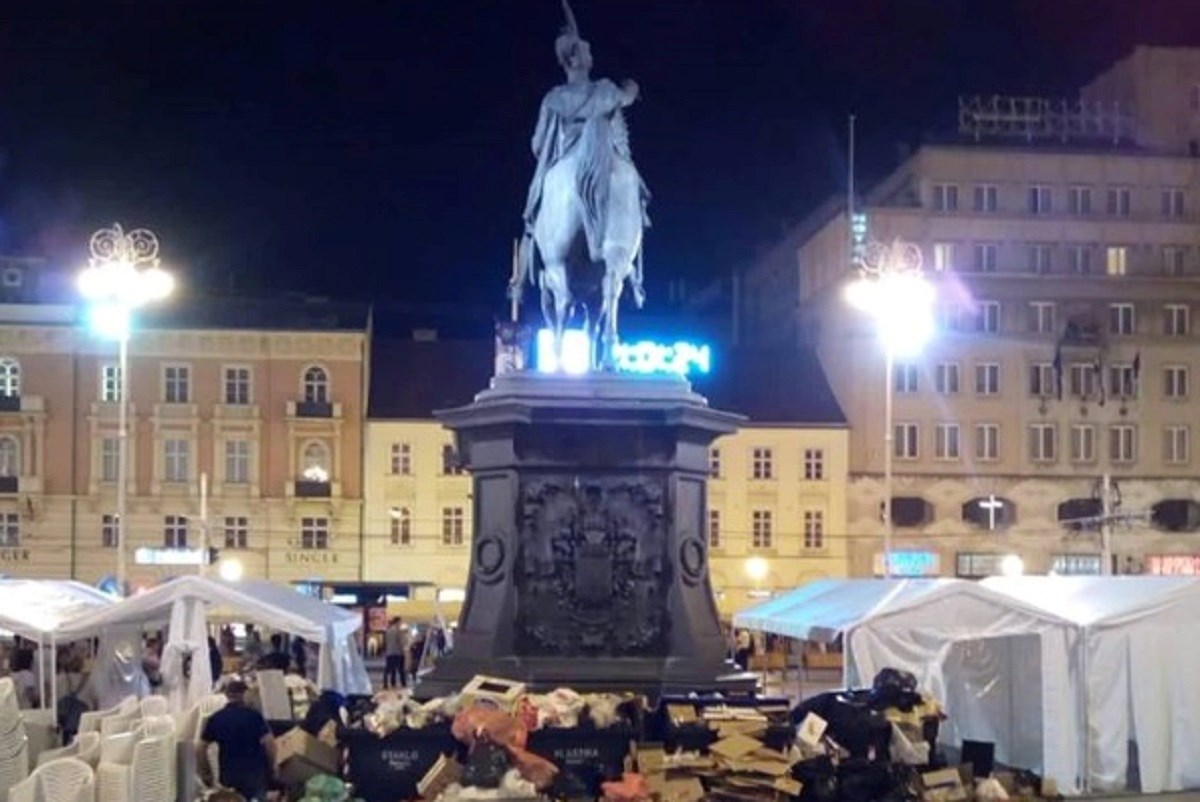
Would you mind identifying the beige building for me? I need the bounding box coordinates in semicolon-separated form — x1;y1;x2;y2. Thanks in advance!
364;336;852;619
744;46;1200;578
0;288;368;589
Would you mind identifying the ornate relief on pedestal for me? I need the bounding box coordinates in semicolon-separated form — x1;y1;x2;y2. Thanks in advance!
515;476;669;657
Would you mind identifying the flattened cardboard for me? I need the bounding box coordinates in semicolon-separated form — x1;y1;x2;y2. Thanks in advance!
667;704;699;725
920;767;968;802
417;753;462;799
1041;778;1059;798
774;777;803;796
664;777;706;802
710;734;763;760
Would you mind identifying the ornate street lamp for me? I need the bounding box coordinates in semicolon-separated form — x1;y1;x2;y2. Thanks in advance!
78;224;174;595
845;238;934;578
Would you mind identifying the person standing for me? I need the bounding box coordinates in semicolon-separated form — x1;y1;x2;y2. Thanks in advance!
198;680;278;802
292;636;308;679
383;618;408;689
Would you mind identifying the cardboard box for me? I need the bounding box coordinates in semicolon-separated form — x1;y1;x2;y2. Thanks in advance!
461;674;527;713
417;753;462;799
920;767;968;802
276;726;340;787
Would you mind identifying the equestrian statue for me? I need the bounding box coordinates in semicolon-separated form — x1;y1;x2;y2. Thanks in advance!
510;0;651;371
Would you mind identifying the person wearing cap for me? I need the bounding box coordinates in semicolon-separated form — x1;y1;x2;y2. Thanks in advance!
198;680;278;802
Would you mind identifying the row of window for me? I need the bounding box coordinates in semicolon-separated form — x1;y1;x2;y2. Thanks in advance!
91;438;330;485
93;363;332;405
891;421;1190;465
706;508;826;551
387;506;466;546
929;182;1187;219
388;443;465;476
708;447;826;481
939;299;1165;337
896;360;1187;402
932;241;1193;278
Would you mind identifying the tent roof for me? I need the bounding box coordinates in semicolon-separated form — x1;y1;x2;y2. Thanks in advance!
733;577;1075;640
0;580;115;639
732;578;964;640
60;576;361;643
981;575;1200;625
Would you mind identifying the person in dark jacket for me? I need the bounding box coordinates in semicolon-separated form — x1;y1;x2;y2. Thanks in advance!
208;637;223;685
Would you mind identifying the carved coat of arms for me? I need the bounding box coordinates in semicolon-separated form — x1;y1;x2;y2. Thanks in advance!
515;477;668;656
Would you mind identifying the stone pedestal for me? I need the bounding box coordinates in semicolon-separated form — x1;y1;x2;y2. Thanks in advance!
417;372;755;699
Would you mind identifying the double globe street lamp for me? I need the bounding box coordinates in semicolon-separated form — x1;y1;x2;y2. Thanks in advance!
78;224;174;595
845;238;934;578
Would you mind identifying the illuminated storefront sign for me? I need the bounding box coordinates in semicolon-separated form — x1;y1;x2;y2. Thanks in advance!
1146;554;1200;575
535;329;711;377
873;550;939;577
134;547;205;566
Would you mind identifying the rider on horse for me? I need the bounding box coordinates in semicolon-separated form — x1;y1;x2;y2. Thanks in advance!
515;0;650;309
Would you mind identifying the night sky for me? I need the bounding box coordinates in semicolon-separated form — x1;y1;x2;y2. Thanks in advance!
2;1;1199;307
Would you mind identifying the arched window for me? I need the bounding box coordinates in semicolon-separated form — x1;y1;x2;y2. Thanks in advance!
390;507;412;546
0;359;20;398
0;437;18;478
300;441;330;482
302;366;329;403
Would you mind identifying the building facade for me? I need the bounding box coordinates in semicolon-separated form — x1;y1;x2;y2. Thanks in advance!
0;295;368;588
363;336;852;619
744;46;1200;578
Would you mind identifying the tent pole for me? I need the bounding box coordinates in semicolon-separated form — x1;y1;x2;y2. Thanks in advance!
50;637;58;735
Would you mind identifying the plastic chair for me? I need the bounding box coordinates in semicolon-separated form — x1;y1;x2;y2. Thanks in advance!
77;694;137;738
7;756;95;802
130;735;171;802
0;678;30;800
20;709;55;770
37;732;101;768
97;710;138;739
95;733;134;802
138;697;168;718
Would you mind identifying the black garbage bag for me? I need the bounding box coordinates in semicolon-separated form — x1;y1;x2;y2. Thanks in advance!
868;668;923;712
792;755;837;802
791;691;892;761
836;758;895;802
462;740;511;789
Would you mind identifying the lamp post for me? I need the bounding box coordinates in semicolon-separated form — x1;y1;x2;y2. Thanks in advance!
78;224;174;596
845;238;933;578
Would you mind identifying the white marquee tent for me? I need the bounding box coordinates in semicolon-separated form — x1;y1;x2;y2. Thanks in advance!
734;579;1085;793
0;579;117;710
60;576;371;711
982;575;1200;793
737;576;1200;794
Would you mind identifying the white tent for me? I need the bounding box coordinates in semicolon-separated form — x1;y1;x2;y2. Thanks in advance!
61;576;371;711
982;576;1200;793
0;580;116;712
734;579;1085;794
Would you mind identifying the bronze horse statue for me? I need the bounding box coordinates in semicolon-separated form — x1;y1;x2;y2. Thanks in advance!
511;0;650;371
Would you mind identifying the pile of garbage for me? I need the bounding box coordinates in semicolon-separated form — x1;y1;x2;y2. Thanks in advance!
358;679;633;738
298;775;365;802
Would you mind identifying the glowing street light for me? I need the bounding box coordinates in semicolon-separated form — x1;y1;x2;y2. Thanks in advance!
218;557;245;582
1000;554;1025;577
845;238;934;578
78;224;174;596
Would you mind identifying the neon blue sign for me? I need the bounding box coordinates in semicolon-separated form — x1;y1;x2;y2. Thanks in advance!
535;329;711;376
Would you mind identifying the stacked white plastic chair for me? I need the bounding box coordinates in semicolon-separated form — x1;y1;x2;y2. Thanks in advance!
137;697;168;718
131;734;172;802
78;696;138;738
7;756;95;802
37;732;102;768
19;709;56;770
95;731;135;802
179;694;226;802
134;715;176;800
0;677;29;801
